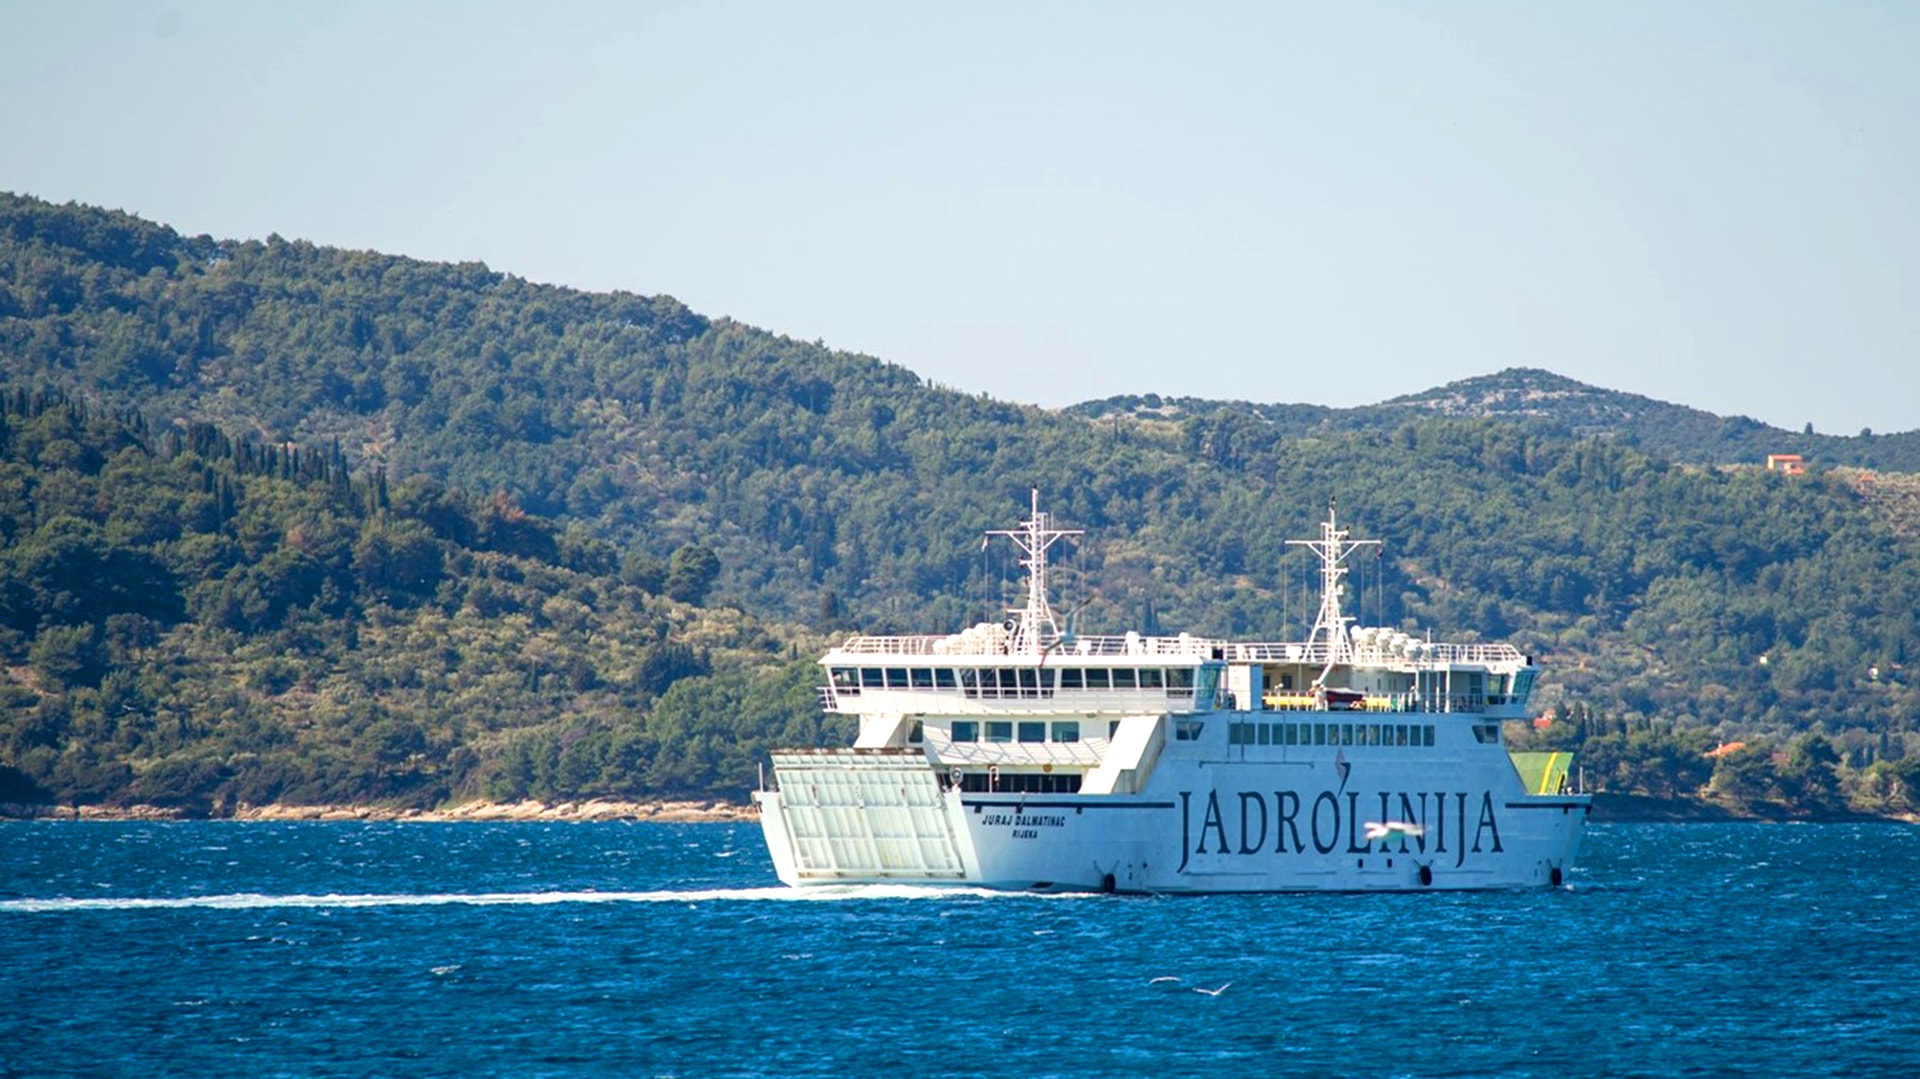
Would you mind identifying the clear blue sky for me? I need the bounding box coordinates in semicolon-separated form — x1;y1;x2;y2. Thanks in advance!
4;1;1916;434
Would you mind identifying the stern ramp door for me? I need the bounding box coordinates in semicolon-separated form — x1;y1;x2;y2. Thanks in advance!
771;750;966;880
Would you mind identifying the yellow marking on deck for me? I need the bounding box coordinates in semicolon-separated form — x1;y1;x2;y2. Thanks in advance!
1539;751;1566;794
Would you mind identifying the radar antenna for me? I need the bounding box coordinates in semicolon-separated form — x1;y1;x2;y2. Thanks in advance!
985;489;1082;655
1286;496;1380;684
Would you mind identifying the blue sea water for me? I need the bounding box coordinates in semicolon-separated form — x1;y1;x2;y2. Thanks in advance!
2;821;1916;1078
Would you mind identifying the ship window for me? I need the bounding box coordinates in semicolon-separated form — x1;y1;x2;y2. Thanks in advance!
1285;723;1300;746
1060;668;1084;690
831;668;860;695
1139;668;1164;689
1086;669;1111;690
1052;722;1079;743
911;669;934;689
908;720;924;744
861;668;884;689
1280;673;1295;690
1017;668;1039;697
986;721;1013;743
959;668;979;698
1396;725;1409;747
935;668;957;689
885;668;909;688
1313;723;1326;746
1228;723;1244;746
975;772;1085;794
999;669;1021;698
1257;723;1271;746
1175;720;1203;741
1018;721;1046;743
1166;668;1194;690
1423;725;1435;746
1109;720;1122;738
1473;724;1501;744
1113;669;1137;689
1341;724;1355;746
951;721;978;743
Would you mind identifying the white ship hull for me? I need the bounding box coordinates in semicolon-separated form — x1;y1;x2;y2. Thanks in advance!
756;712;1588;893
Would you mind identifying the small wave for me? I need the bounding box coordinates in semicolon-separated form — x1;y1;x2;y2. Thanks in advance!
0;883;1065;913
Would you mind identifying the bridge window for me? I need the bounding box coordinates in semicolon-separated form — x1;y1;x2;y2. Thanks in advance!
831;668;860;695
1052;721;1080;742
1017;668;1039;698
861;668;884;689
935;668;957;689
1085;669;1111;690
997;669;1020;698
1018;721;1046;743
1113;669;1137;689
1139;668;1164;689
911;669;934;689
885;668;909;688
986;721;1013;743
951;721;978;743
1060;668;1084;690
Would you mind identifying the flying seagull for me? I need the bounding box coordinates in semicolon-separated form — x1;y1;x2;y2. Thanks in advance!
1192;982;1232;997
1363;821;1426;843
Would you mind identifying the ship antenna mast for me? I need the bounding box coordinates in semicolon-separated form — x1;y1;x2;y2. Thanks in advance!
1286;496;1380;683
985;488;1082;655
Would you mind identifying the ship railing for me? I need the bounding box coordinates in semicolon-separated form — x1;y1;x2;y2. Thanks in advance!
1226;641;1527;667
1257;692;1526;715
831;633;1222;659
828;635;1525;666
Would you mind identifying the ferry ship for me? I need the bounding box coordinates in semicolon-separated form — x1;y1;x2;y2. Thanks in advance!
754;493;1589;893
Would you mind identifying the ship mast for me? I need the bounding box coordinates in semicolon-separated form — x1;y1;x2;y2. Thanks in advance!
985;489;1082;655
1287;497;1380;684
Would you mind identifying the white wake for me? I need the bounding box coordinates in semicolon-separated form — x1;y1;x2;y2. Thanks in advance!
1;883;1063;913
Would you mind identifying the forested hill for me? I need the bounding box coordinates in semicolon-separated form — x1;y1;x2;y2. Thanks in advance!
4;191;1920;817
1070;368;1920;472
0;388;838;811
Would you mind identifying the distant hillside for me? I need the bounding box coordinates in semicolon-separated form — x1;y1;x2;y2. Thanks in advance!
1069;368;1920;472
5;191;1920;818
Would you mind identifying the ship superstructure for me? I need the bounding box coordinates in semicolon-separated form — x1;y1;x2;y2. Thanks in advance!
754;492;1589;892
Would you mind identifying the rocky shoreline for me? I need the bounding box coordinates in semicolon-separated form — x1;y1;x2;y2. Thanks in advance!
0;799;756;823
4;794;1908;826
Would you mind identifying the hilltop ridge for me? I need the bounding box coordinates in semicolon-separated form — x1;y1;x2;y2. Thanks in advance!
1069;368;1920;472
